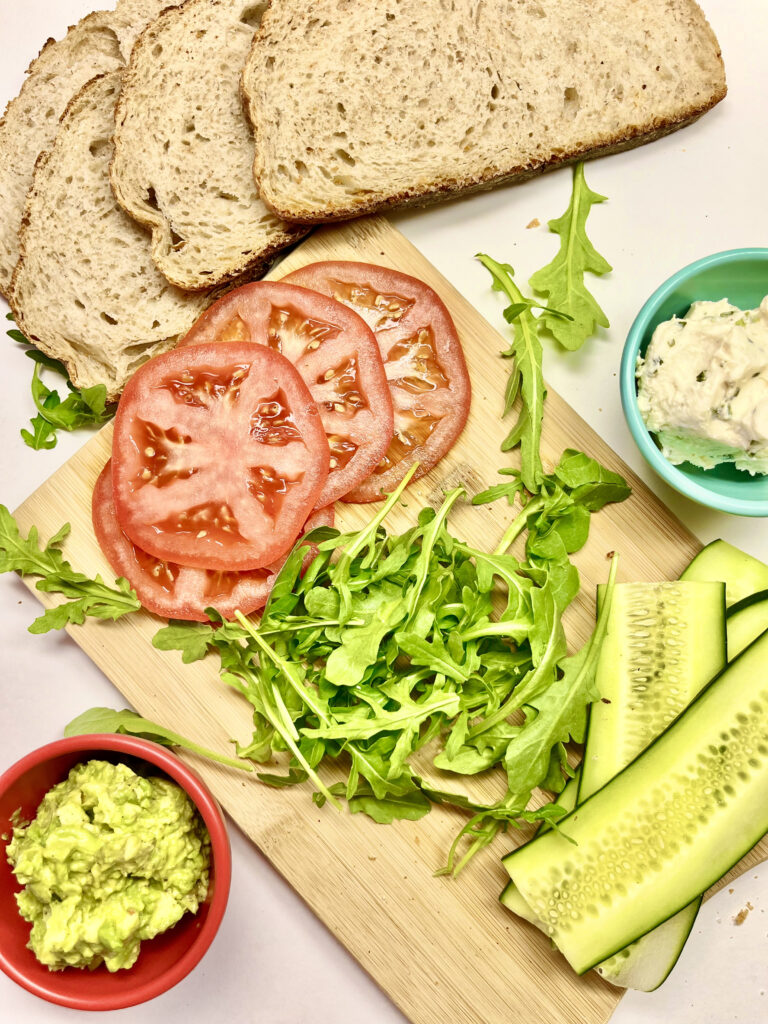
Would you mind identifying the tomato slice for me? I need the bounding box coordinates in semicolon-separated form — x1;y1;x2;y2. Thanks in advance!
180;281;394;506
281;261;471;502
93;462;334;622
111;342;330;570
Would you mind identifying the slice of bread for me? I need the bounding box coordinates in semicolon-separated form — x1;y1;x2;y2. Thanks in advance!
242;0;726;223
10;72;217;402
110;0;307;291
0;0;180;299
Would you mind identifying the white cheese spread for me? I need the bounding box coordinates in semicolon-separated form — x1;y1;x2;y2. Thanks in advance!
636;297;768;475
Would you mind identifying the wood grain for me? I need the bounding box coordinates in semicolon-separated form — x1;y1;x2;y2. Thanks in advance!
13;217;767;1024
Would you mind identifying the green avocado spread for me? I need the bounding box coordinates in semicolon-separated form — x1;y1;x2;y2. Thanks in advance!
6;759;210;972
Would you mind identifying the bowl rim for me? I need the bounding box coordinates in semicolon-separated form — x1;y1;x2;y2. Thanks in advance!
621;247;768;518
0;733;231;1011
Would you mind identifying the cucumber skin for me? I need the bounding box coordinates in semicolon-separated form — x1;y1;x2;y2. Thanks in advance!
596;898;701;991
503;627;768;975
681;540;768;607
727;592;768;659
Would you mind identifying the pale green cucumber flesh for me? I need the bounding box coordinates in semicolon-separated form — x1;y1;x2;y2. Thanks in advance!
500;774;580;924
503;628;768;975
596;898;701;991
727;592;768;659
581;581;726;799
681;540;768;607
500;880;541;924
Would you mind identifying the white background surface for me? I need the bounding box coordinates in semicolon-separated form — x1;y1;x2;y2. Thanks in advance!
0;1;767;1021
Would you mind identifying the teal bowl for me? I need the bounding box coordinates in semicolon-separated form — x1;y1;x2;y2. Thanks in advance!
621;248;768;517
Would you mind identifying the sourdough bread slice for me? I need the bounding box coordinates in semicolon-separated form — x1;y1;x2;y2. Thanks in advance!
0;0;180;298
110;0;307;291
10;72;216;402
242;0;726;222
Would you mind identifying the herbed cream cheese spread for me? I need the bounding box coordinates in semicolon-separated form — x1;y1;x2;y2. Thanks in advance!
636;297;768;475
6;759;210;972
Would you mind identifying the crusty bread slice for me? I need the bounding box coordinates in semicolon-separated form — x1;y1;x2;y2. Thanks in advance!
10;72;217;402
0;0;180;299
110;0;307;291
242;0;726;223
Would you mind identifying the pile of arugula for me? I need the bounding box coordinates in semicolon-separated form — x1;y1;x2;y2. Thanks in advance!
153;456;627;873
7;313;114;450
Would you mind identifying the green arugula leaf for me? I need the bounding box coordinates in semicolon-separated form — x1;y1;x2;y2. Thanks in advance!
21;414;58;450
502;554;619;806
347;783;431;824
529;163;612;351
152;621;217;663
0;506;141;631
7;317;116;449
476;253;545;491
64;707;252;772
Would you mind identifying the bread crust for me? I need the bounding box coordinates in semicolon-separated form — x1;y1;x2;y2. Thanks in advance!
258;101;725;225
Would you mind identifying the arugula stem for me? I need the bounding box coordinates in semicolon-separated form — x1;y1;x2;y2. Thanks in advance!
405;486;464;620
340;463;419;566
458;619;530;642
234;611;331;726
493;496;545;555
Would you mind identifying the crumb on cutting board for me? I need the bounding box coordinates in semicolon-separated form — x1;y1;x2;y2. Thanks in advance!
733;901;754;926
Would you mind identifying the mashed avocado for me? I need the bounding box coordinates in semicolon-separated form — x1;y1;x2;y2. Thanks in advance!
6;759;210;972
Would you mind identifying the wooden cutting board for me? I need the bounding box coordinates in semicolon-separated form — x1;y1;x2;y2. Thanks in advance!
13;217;767;1024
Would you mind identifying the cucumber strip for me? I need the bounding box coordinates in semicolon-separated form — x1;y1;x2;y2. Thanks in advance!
502;627;768;975
580;581;725;990
581;581;727;797
505;583;724;989
594;899;701;990
727;591;768;659
681;540;768;607
500;773;580;923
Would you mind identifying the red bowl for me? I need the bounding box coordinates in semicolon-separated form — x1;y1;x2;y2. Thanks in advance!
0;734;231;1010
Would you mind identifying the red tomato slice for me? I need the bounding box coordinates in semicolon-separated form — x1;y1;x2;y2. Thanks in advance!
93;461;334;622
111;342;330;570
281;261;471;502
180;281;394;506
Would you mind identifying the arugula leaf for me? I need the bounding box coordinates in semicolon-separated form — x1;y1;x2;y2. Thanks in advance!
7;317;115;449
347;783;431;824
0;506;141;631
502;553;619;806
152;621;217;663
476;253;545;491
64;707;252;772
529;163;612;351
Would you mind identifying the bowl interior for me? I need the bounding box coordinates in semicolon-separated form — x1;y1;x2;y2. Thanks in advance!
0;740;228;1011
625;250;768;515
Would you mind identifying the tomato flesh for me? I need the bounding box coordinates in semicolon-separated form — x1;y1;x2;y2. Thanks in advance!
180;281;394;505
111;341;330;570
282;261;471;501
93;461;334;621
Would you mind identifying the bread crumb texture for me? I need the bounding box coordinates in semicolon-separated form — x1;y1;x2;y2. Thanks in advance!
111;0;307;290
10;73;216;401
243;0;726;221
